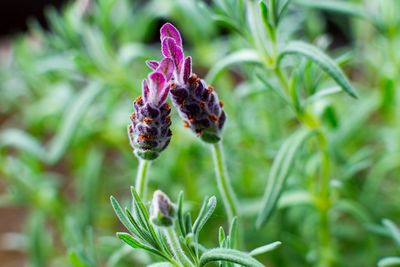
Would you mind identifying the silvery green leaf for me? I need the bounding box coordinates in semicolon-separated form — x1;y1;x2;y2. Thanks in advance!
228;217;238;249
147;263;175;267
192;196;217;237
205;49;262;83
116;233;166;259
257;129;316;228
249;241;282;256
200;248;265;267
293;0;382;30
278;41;358;99
47;82;104;164
382;219;400;246
378;257;400;267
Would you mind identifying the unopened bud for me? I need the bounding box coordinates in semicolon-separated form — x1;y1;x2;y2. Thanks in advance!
150;190;176;227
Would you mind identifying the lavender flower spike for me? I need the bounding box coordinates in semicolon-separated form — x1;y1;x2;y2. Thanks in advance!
128;63;173;160
160;23;226;143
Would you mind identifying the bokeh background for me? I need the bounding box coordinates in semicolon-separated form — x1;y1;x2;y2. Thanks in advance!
1;0;399;267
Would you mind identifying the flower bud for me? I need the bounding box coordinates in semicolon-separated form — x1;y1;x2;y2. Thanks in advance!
150;190;176;227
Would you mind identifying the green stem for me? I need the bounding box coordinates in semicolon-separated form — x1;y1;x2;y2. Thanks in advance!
163;227;194;267
211;142;239;223
316;131;334;267
135;159;151;199
274;59;334;267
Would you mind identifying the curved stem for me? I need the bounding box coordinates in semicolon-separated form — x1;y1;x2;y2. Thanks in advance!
163;227;194;267
135;159;151;199
211;142;239;223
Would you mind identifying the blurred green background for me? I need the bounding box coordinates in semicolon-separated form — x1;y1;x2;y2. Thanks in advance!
0;0;399;266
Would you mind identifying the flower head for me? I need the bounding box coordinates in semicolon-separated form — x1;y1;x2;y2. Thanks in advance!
128;67;173;160
147;23;192;85
151;22;226;143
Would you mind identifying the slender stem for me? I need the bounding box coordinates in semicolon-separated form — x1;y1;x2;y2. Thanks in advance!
316;131;334;267
274;59;334;267
211;142;239;223
135;159;151;199
163;227;194;267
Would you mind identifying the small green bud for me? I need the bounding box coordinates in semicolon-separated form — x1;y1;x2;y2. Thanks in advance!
150;190;176;227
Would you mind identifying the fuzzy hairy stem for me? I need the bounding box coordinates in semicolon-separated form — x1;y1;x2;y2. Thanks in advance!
163;227;194;267
135;159;151;199
211;142;239;223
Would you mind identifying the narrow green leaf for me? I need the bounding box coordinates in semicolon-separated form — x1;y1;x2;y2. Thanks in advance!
0;129;46;160
293;0;381;29
185;212;193;234
110;196;137;235
47;82;104;164
200;248;264;267
249;241;282;256
192;196;217;237
147;262;175;267
382;219;400;246
130;187;161;247
256;129;315;228
228;217;238;249
205;49;262;84
116;232;166;259
68;250;91;267
378;257;400;267
278;41;358;98
177;191;186;236
219;227;226;247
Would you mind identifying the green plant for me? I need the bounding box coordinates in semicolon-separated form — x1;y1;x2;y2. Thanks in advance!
111;187;279;267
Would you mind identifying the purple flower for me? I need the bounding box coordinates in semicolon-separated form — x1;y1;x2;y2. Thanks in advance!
128;61;174;160
149;23;226;143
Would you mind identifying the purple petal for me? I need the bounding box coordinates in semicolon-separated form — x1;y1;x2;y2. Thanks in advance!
161;37;183;72
146;60;159;70
160;23;182;47
156;58;174;81
142;79;150;102
149;72;168;104
149;72;166;93
183;56;192;83
158;84;170;105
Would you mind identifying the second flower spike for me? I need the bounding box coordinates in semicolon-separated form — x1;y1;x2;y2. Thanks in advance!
149;23;226;143
128;62;174;160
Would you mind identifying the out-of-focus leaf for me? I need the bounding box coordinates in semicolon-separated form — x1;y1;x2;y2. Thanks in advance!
382;219;400;246
47;82;104;164
293;0;382;29
0;129;46;160
378;257;400;267
147;262;175;267
0;82;104;164
68;249;92;267
278;41;358;98
205;49;262;83
257;128;315;228
249;241;282;256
